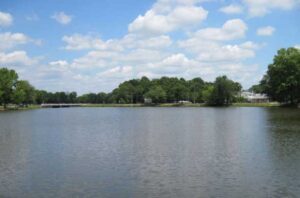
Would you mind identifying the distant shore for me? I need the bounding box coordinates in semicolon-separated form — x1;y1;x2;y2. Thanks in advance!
0;102;285;111
82;102;281;108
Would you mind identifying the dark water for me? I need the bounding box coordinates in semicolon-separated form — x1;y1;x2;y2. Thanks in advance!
0;107;299;198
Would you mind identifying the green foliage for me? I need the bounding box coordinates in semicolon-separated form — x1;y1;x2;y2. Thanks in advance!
144;86;166;103
208;76;242;106
0;68;19;108
249;84;264;93
189;77;205;103
260;47;300;104
13;80;35;105
0;67;243;106
202;84;214;102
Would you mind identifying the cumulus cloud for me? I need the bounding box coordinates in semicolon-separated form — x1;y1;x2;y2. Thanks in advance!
219;4;244;14
177;19;259;64
51;12;72;25
190;19;247;41
0;11;13;27
256;26;275;36
128;1;208;35
243;0;300;17
0;32;32;51
62;33;172;51
62;34;113;50
97;66;133;79
180;19;248;42
0;51;37;66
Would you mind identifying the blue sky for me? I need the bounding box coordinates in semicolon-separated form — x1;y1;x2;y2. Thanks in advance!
0;0;299;94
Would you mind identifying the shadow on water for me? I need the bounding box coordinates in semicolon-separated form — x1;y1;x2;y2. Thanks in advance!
263;108;300;198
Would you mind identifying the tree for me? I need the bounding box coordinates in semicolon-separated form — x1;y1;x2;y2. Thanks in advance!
13;80;35;105
97;92;107;104
260;47;300;105
144;86;166;104
14;80;35;105
202;84;214;103
35;90;48;104
208;76;242;106
188;77;205;103
68;92;77;103
0;68;18;109
249;84;264;93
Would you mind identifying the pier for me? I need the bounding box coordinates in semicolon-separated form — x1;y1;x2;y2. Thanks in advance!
41;104;82;108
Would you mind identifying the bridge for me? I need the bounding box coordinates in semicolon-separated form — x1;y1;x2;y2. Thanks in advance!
40;104;82;108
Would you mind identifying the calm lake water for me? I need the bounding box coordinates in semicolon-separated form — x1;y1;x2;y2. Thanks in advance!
0;107;299;198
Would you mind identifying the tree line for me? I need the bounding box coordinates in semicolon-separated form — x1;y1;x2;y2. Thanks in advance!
1;47;299;108
0;68;242;108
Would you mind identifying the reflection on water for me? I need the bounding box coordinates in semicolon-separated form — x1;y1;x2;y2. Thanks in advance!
0;107;299;198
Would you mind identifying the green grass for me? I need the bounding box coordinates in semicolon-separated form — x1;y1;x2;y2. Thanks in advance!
232;102;280;107
0;104;40;111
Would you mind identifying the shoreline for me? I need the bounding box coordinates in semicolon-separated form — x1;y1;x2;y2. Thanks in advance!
0;102;282;111
82;102;281;108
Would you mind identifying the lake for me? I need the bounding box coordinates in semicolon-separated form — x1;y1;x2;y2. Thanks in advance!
0;107;299;198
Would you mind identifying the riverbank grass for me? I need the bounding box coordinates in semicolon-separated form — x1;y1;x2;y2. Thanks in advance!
0;104;40;111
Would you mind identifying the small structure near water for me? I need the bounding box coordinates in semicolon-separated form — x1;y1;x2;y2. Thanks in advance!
241;92;269;103
41;104;82;108
144;98;152;104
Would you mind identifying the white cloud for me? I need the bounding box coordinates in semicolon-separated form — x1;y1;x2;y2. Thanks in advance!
146;53;198;75
128;4;208;35
63;33;172;51
0;32;31;51
243;0;300;17
196;44;256;62
0;11;13;27
295;45;300;49
49;60;68;66
256;26;275;36
97;66;133;79
177;19;258;63
122;34;172;49
219;4;244;14
181;19;247;42
51;12;72;25
0;51;37;66
62;34;112;50
178;39;257;62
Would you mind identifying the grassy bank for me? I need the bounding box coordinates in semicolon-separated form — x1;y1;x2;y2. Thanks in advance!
82;102;280;108
232;102;280;107
0;102;283;111
0;104;40;111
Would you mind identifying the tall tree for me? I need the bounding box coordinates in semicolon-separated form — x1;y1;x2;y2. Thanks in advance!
0;68;18;109
208;76;241;106
13;80;35;105
260;47;300;105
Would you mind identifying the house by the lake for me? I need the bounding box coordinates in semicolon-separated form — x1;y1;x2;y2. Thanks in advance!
241;92;269;103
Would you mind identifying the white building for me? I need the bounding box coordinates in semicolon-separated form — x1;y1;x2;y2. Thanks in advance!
241;92;269;103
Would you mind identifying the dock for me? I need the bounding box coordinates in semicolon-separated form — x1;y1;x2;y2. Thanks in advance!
41;104;82;108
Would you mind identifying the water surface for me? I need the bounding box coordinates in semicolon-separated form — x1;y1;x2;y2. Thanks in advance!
0;107;299;198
